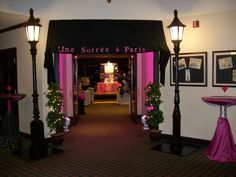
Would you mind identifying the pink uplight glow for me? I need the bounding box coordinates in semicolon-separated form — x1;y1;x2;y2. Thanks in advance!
137;52;154;114
145;52;154;83
59;54;66;113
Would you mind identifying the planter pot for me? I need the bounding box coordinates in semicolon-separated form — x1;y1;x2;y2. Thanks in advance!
149;129;162;142
51;132;65;146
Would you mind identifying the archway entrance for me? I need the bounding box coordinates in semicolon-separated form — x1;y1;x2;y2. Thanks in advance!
44;19;170;124
58;52;157;124
59;53;136;124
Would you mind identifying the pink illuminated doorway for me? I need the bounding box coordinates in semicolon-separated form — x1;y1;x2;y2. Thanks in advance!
59;52;158;122
59;54;79;124
136;52;155;117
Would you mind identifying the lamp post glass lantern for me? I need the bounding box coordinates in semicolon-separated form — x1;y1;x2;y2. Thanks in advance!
167;9;186;155
25;8;46;159
25;8;41;43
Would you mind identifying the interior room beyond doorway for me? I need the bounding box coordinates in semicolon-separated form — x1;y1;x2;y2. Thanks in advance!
73;54;132;106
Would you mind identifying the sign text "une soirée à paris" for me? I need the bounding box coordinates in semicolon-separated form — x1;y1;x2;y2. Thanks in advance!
58;46;146;54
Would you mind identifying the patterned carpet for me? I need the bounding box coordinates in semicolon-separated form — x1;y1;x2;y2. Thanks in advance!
0;103;236;177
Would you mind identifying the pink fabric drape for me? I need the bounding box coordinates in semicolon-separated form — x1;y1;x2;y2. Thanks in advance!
202;96;236;163
205;117;236;163
202;96;236;106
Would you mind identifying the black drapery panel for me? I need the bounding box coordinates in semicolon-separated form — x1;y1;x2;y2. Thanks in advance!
44;51;60;85
44;20;170;85
44;50;55;84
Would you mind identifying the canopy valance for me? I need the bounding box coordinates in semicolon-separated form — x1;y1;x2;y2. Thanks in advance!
44;20;170;84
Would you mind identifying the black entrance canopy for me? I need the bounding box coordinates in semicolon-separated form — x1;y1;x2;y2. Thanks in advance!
44;20;170;84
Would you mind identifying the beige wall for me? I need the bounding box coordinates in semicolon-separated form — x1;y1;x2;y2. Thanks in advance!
161;9;236;140
0;1;236;140
0;18;49;136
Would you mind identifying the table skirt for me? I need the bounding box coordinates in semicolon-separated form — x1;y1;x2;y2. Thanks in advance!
205;117;236;163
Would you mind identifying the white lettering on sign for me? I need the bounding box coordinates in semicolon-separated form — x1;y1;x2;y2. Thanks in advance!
57;45;146;54
124;46;145;53
80;47;110;54
58;46;75;53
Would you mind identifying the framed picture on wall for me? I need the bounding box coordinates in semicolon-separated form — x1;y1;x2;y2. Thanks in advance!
170;52;207;86
213;50;236;87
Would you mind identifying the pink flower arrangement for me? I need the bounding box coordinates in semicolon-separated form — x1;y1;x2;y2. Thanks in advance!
146;105;155;112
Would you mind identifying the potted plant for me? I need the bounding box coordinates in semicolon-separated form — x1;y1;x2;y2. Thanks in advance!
144;82;164;141
45;83;65;145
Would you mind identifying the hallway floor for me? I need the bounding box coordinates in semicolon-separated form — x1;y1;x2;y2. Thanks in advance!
0;103;236;177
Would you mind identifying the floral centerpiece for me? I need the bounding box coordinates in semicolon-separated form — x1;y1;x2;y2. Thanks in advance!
144;82;164;130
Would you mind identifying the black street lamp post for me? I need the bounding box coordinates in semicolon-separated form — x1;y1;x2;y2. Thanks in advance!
25;8;46;159
167;9;186;155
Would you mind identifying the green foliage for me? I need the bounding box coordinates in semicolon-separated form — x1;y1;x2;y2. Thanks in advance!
144;82;164;129
45;83;65;133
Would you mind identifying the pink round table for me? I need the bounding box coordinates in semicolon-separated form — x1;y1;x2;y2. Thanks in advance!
202;96;236;163
0;93;26;112
0;93;26;149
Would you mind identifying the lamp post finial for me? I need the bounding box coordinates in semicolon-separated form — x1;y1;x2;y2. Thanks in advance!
174;9;178;17
29;8;33;17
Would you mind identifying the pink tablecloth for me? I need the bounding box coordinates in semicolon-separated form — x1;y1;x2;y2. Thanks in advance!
0;93;26;112
204;117;236;162
202;96;236;163
202;96;236;107
97;82;120;92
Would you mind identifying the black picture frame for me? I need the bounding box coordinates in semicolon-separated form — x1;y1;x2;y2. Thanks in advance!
213;50;236;87
170;52;207;86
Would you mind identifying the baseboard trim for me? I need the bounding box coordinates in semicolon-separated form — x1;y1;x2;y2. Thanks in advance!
20;132;30;139
161;134;210;146
136;115;210;146
20;132;52;144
